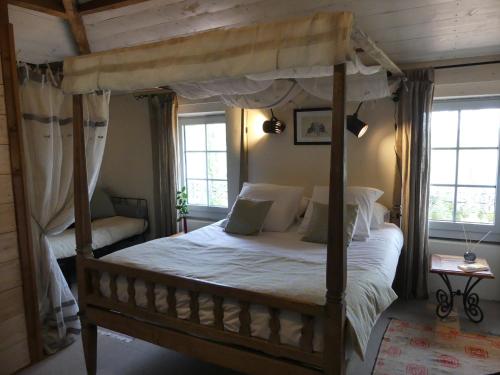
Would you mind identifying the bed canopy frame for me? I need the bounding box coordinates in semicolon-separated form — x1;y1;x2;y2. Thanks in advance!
64;12;403;375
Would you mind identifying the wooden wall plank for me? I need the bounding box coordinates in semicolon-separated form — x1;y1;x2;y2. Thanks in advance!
0;286;25;322
0;203;16;233
0;338;30;375
8;0;68;19
0;115;7;144
0;231;18;264
0;313;28;351
0;92;5;114
0;259;22;293
0;145;11;174
0;174;14;204
0;11;43;361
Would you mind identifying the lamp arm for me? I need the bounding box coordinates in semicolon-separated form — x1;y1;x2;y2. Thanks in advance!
354;102;364;116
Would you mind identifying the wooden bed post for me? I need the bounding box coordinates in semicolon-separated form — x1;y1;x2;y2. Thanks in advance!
324;63;347;375
73;94;97;375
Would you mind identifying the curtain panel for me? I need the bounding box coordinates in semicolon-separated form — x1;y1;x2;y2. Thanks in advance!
394;69;435;299
149;93;179;237
19;66;110;353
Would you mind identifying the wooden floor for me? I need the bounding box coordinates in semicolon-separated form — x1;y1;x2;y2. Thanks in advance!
19;299;500;375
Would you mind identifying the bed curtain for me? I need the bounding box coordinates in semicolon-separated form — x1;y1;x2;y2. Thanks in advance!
18;65;110;353
149;93;179;237
393;68;435;299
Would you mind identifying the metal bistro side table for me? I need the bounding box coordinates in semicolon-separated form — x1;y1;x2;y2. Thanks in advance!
430;254;495;323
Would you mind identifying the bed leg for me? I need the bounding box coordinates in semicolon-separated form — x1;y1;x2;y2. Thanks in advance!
81;318;97;375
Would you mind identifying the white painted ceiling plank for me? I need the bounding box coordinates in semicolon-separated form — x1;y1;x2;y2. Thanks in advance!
83;0;184;24
84;0;257;40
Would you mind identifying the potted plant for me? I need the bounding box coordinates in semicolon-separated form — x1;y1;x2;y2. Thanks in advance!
176;186;189;233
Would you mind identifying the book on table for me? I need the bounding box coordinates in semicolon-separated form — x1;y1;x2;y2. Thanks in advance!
457;263;490;273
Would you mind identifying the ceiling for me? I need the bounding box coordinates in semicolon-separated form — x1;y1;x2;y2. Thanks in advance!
9;0;500;65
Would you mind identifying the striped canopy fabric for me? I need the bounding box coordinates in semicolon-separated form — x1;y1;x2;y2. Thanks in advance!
62;12;353;94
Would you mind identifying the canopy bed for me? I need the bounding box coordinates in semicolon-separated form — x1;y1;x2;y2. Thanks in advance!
61;11;404;375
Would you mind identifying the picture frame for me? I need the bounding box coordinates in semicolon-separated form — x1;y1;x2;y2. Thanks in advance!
293;108;332;145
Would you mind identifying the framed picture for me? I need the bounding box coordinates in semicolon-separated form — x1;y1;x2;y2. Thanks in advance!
293;108;332;145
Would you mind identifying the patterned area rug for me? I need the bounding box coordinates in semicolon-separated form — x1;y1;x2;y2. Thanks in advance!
373;319;500;375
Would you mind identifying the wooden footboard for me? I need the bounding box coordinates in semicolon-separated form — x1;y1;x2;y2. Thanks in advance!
79;256;325;374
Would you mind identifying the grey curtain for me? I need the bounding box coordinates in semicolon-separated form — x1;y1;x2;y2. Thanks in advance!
393;69;435;299
239;108;248;190
149;93;179;237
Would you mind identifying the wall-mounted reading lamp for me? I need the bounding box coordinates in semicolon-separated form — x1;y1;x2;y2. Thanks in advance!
347;102;368;138
263;109;286;134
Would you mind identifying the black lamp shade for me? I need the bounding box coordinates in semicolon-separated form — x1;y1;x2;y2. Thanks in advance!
347;114;368;138
263;116;286;134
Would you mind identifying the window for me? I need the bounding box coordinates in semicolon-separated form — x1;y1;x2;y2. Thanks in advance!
178;114;229;219
429;97;500;241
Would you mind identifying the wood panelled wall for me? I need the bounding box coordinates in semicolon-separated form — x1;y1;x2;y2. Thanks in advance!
0;55;31;375
0;3;42;371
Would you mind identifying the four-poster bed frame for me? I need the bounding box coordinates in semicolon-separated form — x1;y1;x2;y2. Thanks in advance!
67;13;402;375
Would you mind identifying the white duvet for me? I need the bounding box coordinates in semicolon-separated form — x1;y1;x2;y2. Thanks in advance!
48;216;148;259
99;222;403;358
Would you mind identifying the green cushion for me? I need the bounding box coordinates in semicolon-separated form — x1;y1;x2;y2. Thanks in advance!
301;202;359;245
224;198;273;235
90;188;116;220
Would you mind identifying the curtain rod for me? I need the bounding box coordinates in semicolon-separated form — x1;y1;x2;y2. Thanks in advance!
434;60;500;70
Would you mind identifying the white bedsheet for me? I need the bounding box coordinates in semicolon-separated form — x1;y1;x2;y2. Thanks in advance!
99;222;403;358
48;216;147;259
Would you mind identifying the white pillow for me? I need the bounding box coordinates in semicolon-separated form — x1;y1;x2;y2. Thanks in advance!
299;186;383;241
239;183;304;232
297;197;310;219
346;187;383;240
371;202;389;229
299;186;329;233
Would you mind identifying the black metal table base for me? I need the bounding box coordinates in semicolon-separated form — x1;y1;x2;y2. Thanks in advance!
435;273;484;323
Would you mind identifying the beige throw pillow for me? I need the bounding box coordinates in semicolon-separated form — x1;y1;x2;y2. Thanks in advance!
301;202;359;245
224;198;274;235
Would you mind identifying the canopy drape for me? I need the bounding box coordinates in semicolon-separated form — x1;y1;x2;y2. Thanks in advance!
62;12;353;94
19;66;110;353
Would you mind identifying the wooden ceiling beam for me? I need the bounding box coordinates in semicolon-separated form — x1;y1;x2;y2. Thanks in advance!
62;0;90;54
8;0;68;19
351;25;404;77
78;0;152;16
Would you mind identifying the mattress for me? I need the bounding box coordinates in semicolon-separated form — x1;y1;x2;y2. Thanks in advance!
99;222;403;358
48;216;148;259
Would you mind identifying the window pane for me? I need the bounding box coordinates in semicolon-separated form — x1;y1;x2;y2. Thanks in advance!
187;179;207;205
184;124;206;151
457;149;498;186
207;152;227;179
460;109;500;147
186;152;206;178
208;180;228;207
207;123;226;151
431;111;458;148
456;187;496;224
430;150;456;184
429;186;455;221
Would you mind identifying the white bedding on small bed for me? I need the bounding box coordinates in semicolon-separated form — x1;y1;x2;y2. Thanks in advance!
48;216;147;259
99;222;403;358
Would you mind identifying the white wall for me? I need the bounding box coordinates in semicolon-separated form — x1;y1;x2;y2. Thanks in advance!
97;94;157;239
246;93;397;208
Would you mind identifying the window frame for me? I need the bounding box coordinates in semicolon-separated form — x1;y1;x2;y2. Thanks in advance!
429;96;500;243
178;112;229;221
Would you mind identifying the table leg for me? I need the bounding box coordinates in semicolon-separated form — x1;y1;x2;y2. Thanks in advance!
436;273;454;319
462;277;484;323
